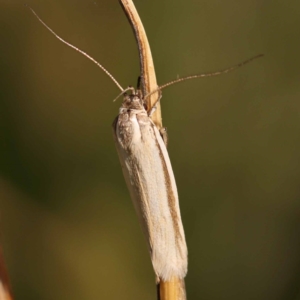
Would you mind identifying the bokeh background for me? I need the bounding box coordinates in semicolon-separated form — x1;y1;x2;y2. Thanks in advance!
1;0;300;299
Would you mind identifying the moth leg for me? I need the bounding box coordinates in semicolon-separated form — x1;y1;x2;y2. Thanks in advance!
148;90;162;117
160;127;168;147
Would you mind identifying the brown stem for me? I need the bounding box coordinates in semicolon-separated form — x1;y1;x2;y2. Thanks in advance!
118;1;186;299
118;0;162;130
158;278;186;300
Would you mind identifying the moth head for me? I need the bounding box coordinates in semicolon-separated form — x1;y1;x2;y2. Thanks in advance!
121;89;145;111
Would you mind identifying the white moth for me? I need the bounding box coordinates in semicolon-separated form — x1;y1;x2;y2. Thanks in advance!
113;90;187;281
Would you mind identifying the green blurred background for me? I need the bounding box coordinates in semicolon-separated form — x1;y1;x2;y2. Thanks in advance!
1;0;300;299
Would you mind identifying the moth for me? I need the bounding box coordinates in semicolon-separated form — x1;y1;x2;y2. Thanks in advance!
113;89;187;280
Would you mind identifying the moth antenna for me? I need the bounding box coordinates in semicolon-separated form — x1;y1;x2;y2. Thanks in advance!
112;86;135;102
145;54;264;101
26;4;124;92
